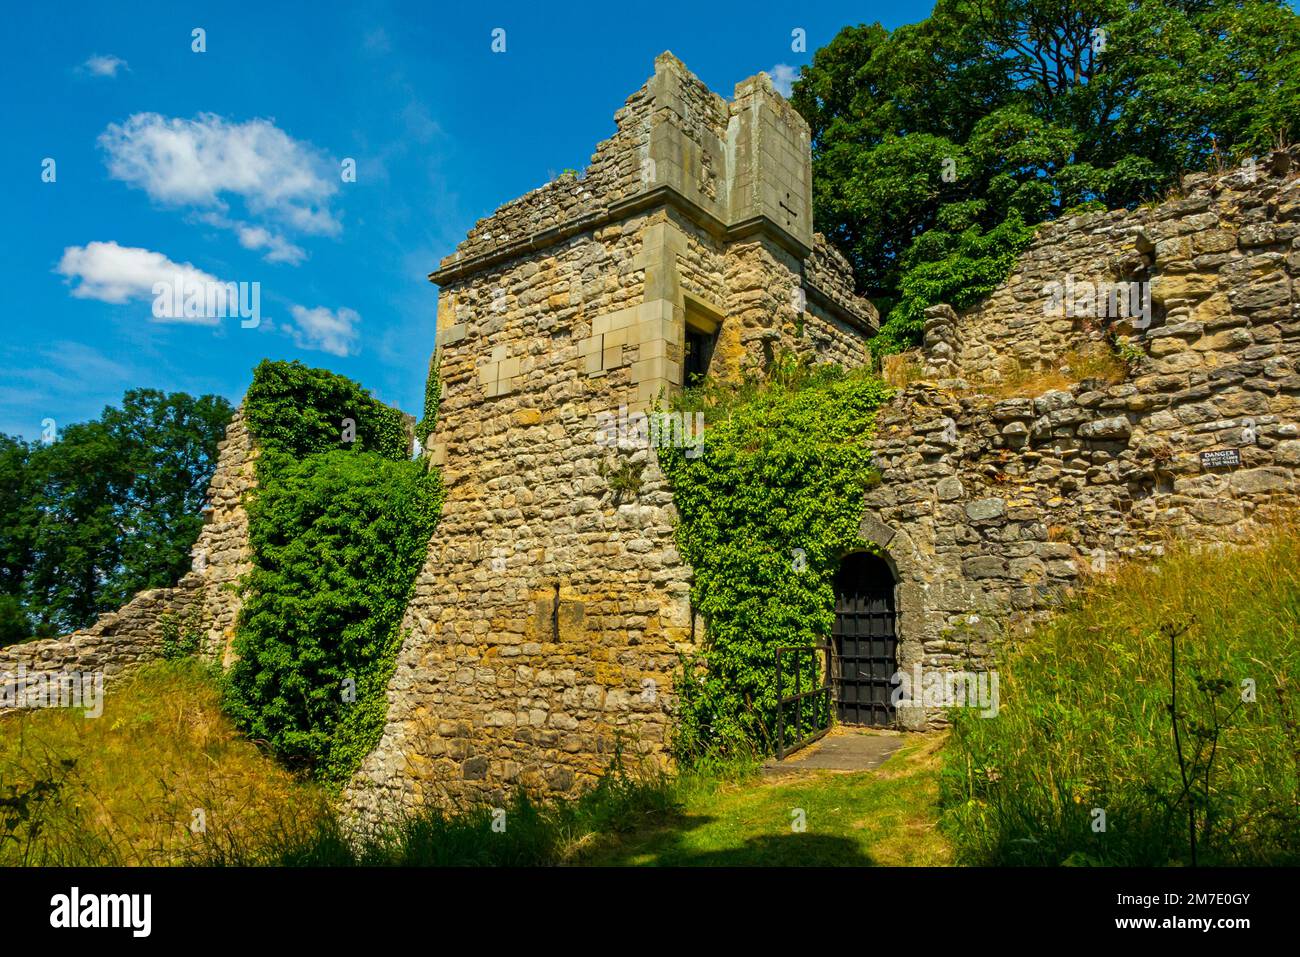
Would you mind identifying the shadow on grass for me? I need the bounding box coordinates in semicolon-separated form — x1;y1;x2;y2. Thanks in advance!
582;810;878;867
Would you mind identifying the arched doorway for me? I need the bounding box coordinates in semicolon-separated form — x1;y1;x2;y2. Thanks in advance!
833;552;898;726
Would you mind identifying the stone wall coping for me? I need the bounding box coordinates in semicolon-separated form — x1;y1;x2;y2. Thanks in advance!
430;182;877;332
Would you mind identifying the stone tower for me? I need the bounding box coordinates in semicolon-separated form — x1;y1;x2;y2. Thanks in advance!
344;53;876;819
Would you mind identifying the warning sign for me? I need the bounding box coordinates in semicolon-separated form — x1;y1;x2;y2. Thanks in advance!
1199;449;1242;469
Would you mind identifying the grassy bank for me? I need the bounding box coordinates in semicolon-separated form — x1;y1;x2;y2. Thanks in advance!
195;736;949;866
581;735;949;866
1;657;948;866
941;524;1300;866
0;660;329;866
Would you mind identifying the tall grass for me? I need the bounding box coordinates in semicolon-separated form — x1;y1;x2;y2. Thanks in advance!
0;660;330;865
0;659;738;866
941;524;1300;865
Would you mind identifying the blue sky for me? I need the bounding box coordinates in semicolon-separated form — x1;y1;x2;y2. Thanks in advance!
1;0;935;440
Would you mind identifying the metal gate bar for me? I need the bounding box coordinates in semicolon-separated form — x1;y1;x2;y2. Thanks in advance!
833;556;898;727
775;643;833;759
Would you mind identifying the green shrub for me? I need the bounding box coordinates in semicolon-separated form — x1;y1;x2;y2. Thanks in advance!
225;449;440;785
940;527;1300;865
159;610;202;660
242;358;408;460
658;358;891;759
228;360;441;787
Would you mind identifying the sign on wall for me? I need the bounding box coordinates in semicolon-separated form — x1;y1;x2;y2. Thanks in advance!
1199;448;1243;469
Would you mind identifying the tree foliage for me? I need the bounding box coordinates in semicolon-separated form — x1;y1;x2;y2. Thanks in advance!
791;0;1300;352
0;391;233;643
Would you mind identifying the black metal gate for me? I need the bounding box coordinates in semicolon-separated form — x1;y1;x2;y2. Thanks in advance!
774;643;832;759
832;552;897;726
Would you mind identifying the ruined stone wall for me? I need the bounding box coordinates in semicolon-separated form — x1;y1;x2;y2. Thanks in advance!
0;579;206;701
0;409;257;700
947;150;1299;384
345;54;876;820
866;149;1300;727
192;410;256;667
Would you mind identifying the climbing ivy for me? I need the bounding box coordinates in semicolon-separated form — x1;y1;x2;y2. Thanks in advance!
873;212;1036;358
243;358;409;460
658;358;891;759
227;360;441;786
414;354;441;447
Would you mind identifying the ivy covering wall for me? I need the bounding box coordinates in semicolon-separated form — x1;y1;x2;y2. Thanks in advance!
226;360;442;786
658;361;891;759
414;354;441;448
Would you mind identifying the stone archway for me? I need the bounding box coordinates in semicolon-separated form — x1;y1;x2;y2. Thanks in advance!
856;511;930;730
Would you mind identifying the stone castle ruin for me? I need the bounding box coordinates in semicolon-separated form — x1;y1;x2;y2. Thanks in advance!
6;54;1298;825
345;52;877;817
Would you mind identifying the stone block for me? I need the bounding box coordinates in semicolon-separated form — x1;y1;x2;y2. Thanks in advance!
965;498;1007;521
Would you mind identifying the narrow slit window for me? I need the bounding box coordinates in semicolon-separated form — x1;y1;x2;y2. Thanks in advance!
684;324;716;387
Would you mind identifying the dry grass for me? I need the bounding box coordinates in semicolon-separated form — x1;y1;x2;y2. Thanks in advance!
974;344;1129;399
0;660;332;865
881;350;927;389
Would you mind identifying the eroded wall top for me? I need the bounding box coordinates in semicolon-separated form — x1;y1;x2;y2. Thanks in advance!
430;52;871;333
929;149;1299;384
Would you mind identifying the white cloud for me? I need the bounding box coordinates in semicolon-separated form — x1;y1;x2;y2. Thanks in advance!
98;113;342;262
194;211;307;265
235;224;306;265
55;241;229;324
82;54;128;78
289;305;360;357
767;63;797;98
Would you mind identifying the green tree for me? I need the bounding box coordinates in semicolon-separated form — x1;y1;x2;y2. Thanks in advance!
0;390;233;639
22;418;130;634
99;390;235;607
792;0;1300;353
0;436;37;606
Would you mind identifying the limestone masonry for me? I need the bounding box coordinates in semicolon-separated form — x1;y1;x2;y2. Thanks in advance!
872;148;1299;726
1;410;254;703
9;55;1298;824
343;53;876;819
